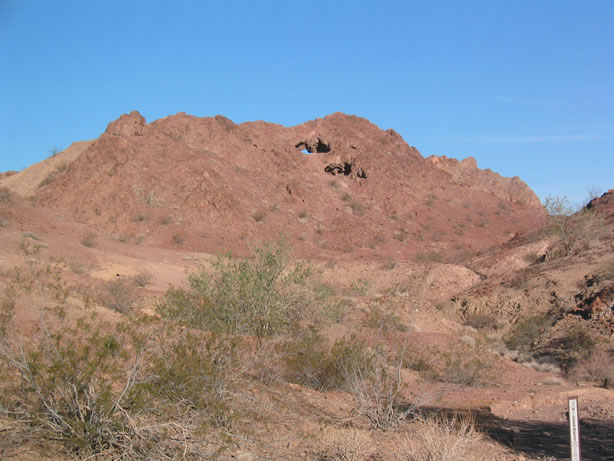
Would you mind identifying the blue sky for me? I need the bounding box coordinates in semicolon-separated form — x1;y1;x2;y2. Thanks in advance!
1;0;612;205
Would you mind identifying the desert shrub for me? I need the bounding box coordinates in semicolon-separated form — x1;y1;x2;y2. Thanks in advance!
69;262;90;275
145;189;157;207
80;231;97;248
0;248;155;458
400;413;482;461
23;231;41;241
342;193;352;203
569;346;614;388
101;278;135;313
349;200;365;216
380;258;396;270
252;209;267;222
415;251;443;263
343;278;370;296
158;238;324;337
133;269;153;287
315;427;372;461
343;349;424;430
600;260;614;281
0;187;11;202
364;305;406;333
38;162;68;188
0;322;151;458
283;331;374;391
142;329;239;428
547;324;598;369
543;195;604;257
504;312;555;351
436;347;490;386
463;312;498;330
393;227;409;242
172;232;184;245
131;214;147;222
543;195;577;256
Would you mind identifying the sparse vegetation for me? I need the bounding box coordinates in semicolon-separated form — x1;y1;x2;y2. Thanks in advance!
463;311;499;330
343;278;370;296
100;278;135;313
543;195;577;256
146;189;157;207
80;231;97;248
437;347;490;386
252;209;267;222
349;200;364;216
415;250;443;263
0;187;11;202
570;346;614;388
142;328;239;428
364;305;406;333
0;244;159;458
400;414;482;461
283;331;375;391
23;231;41;241
133;269;154;287
394;226;408;242
316;427;372;460
172;232;184;245
504;312;556;352
38;162;68;187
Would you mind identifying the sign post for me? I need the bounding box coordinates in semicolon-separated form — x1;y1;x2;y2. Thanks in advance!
568;396;581;461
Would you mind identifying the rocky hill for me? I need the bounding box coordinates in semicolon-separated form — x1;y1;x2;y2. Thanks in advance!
3;111;545;259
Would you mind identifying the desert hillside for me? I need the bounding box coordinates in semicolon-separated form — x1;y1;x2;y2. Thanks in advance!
2;111;545;260
0;113;612;460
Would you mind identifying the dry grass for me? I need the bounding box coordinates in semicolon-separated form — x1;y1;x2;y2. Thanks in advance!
398;413;482;461
316;427;372;460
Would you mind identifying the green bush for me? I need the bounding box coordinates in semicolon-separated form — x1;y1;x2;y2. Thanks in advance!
158;238;323;337
283;331;374;391
142;329;239;428
504;312;555;351
0;249;153;458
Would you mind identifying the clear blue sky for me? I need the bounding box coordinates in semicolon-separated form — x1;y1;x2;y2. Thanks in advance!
1;0;612;205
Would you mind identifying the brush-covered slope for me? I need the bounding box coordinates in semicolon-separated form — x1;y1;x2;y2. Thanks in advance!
31;111;544;258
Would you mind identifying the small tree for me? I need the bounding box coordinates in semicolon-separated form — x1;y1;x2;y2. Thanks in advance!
543;195;577;256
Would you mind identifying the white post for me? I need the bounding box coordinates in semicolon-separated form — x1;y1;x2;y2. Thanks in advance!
568;396;581;461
